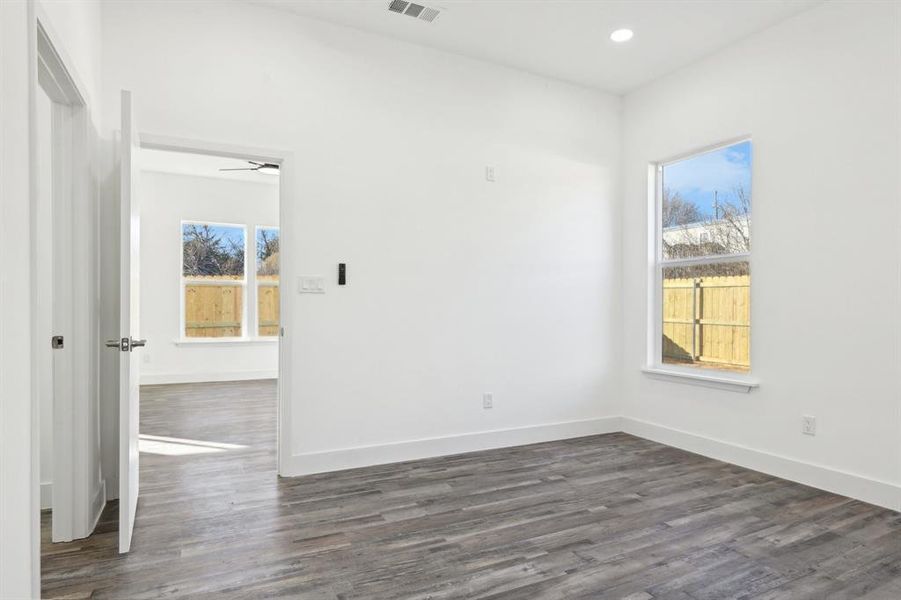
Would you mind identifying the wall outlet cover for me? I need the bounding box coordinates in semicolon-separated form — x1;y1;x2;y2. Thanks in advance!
802;415;816;436
482;393;493;409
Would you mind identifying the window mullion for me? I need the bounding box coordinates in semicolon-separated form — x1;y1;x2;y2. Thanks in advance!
660;252;750;269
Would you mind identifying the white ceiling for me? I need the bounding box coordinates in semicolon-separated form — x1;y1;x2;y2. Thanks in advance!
250;0;819;94
140;148;280;184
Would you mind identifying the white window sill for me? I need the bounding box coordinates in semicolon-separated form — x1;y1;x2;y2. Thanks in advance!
174;337;279;346
641;365;759;393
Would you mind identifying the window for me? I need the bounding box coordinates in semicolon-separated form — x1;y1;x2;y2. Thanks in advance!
654;140;751;373
182;223;247;338
256;227;280;337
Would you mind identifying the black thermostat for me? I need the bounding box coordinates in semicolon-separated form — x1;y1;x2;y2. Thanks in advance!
338;263;346;285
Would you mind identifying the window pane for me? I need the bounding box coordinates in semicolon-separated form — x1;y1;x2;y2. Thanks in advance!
662;261;749;373
661;141;751;260
256;227;280;337
256;227;279;280
185;284;243;337
257;284;279;337
183;223;245;279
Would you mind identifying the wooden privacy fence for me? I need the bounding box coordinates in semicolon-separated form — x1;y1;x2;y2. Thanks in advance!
257;284;280;337
185;283;279;337
662;274;750;370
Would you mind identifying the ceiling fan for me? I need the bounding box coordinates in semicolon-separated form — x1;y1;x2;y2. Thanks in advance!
219;160;279;175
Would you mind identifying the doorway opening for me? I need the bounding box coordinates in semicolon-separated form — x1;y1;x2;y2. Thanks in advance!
35;19;101;557
132;146;282;534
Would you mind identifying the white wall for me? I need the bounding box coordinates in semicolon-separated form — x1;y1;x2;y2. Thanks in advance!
139;169;279;384
101;0;623;471
621;1;901;509
0;2;39;596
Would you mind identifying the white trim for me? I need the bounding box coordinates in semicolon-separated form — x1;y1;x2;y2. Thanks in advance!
621;417;901;512
140;370;278;385
137;134;293;477
35;14;99;546
281;415;900;513
282;417;623;476
49;95;76;543
90;479;105;532
660;252;750;268
173;337;278;346
40;482;52;511
658;134;753;167
641;365;758;393
140;133;290;165
183;278;244;286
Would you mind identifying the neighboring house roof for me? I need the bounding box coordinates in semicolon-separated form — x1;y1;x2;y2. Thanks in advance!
662;216;750;254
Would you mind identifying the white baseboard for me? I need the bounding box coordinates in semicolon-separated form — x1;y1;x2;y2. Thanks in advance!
105;476;118;502
621;417;901;512
140;370;278;385
282;417;623;477
40;481;52;510
90;480;106;532
282;415;899;512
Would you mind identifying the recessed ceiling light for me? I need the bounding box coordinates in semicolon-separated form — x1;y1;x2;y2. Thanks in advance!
610;28;634;43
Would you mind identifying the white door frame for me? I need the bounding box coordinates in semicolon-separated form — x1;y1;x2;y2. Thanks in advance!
138;133;294;475
35;13;101;543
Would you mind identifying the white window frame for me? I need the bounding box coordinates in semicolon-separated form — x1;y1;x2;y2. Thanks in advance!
643;137;759;392
253;225;280;338
179;220;249;342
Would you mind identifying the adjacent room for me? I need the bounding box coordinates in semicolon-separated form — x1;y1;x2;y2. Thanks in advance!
1;1;900;599
134;148;281;553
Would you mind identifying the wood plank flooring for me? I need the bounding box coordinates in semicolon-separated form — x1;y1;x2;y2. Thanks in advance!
42;380;901;599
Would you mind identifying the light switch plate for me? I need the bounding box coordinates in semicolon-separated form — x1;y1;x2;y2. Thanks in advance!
298;276;326;294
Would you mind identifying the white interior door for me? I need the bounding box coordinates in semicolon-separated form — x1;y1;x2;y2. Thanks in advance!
116;89;144;553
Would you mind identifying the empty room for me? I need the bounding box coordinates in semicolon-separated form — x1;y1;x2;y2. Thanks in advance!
1;1;899;599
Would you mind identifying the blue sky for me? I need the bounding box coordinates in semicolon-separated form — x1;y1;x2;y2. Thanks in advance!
182;224;245;250
256;227;278;245
663;140;752;220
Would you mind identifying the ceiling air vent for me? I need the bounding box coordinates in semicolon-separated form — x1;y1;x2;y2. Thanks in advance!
388;0;408;13
387;0;441;23
418;7;440;22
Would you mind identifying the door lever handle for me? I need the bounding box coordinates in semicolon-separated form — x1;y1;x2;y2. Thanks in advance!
105;337;146;351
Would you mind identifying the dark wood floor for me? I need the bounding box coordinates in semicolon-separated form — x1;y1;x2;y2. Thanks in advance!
42;380;901;599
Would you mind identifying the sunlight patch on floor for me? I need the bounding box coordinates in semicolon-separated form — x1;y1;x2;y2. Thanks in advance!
139;434;247;456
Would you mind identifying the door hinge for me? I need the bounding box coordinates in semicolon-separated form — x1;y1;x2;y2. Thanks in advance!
51;335;64;349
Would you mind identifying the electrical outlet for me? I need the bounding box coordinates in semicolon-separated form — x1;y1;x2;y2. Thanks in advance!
485;166;496;182
482;393;493;409
801;415;816;436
